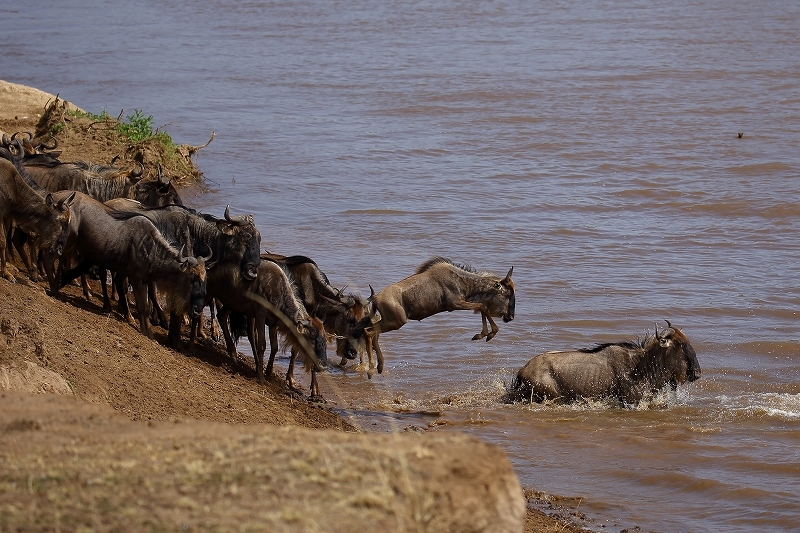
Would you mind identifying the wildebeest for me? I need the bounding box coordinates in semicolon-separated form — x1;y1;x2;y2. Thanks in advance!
0;158;74;281
352;257;515;375
50;191;209;340
214;259;328;396
23;155;182;207
507;321;701;406
100;201;260;350
261;253;365;371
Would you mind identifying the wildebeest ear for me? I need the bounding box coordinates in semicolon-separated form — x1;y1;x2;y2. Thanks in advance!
216;220;236;235
45;193;55;208
64;191;77;206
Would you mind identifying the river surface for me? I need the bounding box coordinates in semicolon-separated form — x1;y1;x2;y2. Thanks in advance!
2;1;799;531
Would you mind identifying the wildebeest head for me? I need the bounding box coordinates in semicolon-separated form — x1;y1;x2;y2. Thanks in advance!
34;192;76;257
178;245;213;320
215;205;261;281
297;316;328;372
134;164;183;207
653;320;701;389
487;266;515;323
321;290;367;360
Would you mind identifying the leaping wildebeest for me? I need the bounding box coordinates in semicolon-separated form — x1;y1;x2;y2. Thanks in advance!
352;257;515;375
507;321;701;406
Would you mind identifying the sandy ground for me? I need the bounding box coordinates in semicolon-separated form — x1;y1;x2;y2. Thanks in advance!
0;80;598;533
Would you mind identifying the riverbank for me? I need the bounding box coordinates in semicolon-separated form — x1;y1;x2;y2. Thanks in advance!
0;81;595;533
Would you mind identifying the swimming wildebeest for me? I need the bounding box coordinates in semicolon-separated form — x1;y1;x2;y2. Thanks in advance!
352;257;515;375
508;321;701;406
214;259;328;396
51;191;209;340
0;158;73;281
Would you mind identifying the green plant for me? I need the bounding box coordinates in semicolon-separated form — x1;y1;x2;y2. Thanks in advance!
50;122;65;135
118;109;155;143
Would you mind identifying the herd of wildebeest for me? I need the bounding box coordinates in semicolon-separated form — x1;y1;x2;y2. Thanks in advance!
0;132;701;405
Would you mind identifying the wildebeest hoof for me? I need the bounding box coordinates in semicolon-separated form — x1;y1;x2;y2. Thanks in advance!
308;394;325;403
471;333;482;340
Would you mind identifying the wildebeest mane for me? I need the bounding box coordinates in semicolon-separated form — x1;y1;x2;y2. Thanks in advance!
416;256;480;275
578;334;655;354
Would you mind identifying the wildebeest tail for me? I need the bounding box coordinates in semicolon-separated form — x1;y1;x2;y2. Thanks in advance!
229;311;249;344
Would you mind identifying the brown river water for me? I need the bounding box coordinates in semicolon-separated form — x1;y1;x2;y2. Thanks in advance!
2;1;799;531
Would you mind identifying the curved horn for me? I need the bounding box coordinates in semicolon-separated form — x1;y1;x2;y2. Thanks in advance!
157;163;169;184
224;204;249;224
10;139;24;157
129;160;144;179
1;133;10;147
178;244;188;263
37;136;58;151
368;285;376;300
505;266;514;280
654;322;660;340
200;243;213;263
11;131;33;141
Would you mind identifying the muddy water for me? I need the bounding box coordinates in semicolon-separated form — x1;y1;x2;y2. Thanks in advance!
3;1;799;531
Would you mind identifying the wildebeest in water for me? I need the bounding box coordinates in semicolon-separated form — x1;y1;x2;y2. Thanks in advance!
508;321;701;406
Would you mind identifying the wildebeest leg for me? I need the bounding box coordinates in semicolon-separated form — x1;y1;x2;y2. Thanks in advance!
167;311;184;350
446;300;499;341
99;268;112;313
265;324;279;379
309;369;323;402
130;280;153;339
363;329;384;376
10;229;38;281
286;346;300;391
210;299;222;341
0;219;12;280
113;274;136;326
188;316;198;354
216;306;237;357
41;251;60;294
245;316;267;385
148;282;168;328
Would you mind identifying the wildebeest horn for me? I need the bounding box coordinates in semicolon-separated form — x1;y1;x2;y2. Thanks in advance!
368;285;376;300
11;131;33;141
662;320;675;337
37;136;58;151
224;204;248;224
200;243;213;263
654;323;660;340
129;160;144;179
1;133;10;147
178;245;188;263
157;163;169;184
505;266;514;280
